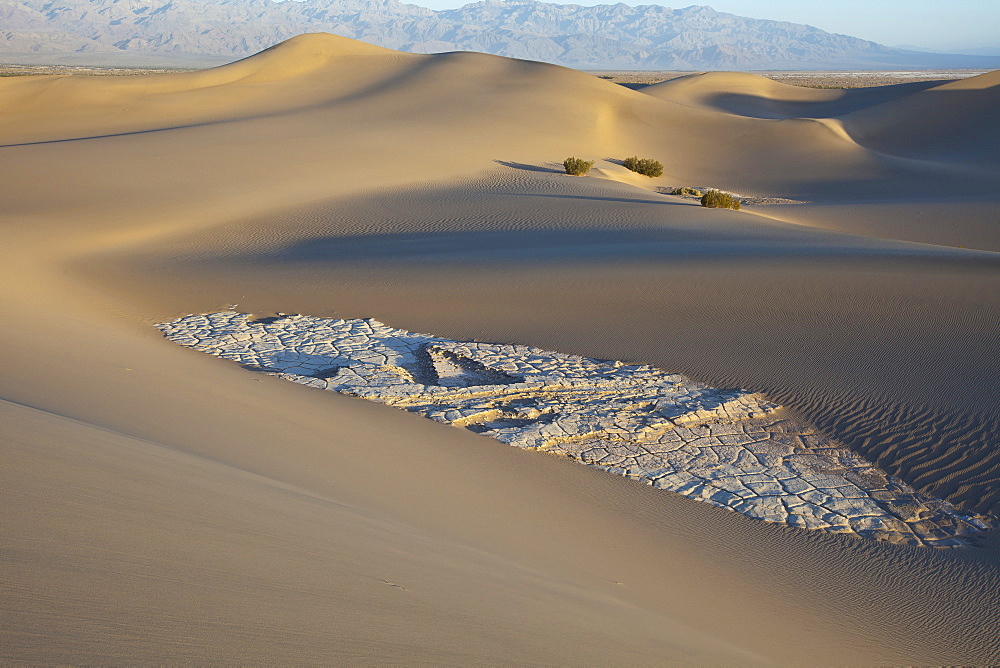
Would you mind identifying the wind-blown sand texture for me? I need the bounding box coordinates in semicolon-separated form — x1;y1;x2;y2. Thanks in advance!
160;311;989;547
2;33;999;664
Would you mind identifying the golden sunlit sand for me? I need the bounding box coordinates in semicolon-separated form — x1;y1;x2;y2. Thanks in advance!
2;34;999;664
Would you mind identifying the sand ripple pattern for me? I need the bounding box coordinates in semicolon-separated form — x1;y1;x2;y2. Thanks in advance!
157;312;991;547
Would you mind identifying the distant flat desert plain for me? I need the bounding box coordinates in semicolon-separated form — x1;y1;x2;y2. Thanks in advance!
2;62;992;88
591;68;995;88
1;34;999;664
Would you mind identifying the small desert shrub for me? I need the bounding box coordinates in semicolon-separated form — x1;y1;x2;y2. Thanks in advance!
622;155;664;178
671;186;702;196
700;189;741;210
563;157;595;176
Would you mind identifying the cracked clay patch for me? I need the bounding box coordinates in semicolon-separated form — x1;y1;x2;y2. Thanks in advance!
157;311;992;547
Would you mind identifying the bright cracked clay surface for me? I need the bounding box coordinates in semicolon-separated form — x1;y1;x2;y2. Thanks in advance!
157;311;991;547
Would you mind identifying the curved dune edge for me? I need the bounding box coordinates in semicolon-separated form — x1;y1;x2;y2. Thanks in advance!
158;311;992;548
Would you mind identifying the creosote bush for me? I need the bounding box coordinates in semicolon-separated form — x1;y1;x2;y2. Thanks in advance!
700;189;741;210
671;186;702;196
622;155;664;178
563;157;595;176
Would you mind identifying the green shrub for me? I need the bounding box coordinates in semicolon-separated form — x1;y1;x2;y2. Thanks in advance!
622;155;664;178
700;190;741;210
563;157;595;176
671;186;702;196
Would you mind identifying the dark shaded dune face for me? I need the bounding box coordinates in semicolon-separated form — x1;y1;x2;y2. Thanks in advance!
631;72;1000;199
639;70;1000;167
640;71;942;119
644;68;1000;165
841;71;1000;164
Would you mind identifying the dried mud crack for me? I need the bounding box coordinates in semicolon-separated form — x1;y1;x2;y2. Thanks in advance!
158;311;992;547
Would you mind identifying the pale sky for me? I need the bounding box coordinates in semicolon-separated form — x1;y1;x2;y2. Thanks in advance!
409;0;999;52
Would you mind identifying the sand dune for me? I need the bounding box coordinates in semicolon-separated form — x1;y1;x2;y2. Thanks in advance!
641;70;944;118
645;69;1000;165
2;33;998;664
840;69;1000;163
0;35;420;145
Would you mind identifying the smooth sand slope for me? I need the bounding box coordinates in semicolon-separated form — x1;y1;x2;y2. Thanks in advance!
641;70;947;119
2;34;999;663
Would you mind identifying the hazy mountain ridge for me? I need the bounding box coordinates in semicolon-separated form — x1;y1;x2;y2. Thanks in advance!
3;0;999;69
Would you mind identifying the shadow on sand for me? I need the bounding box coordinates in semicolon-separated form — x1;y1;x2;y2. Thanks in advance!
494;159;564;174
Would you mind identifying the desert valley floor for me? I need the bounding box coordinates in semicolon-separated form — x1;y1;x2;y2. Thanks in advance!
2;34;999;664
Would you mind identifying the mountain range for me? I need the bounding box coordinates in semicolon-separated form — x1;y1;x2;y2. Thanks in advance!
3;0;999;69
